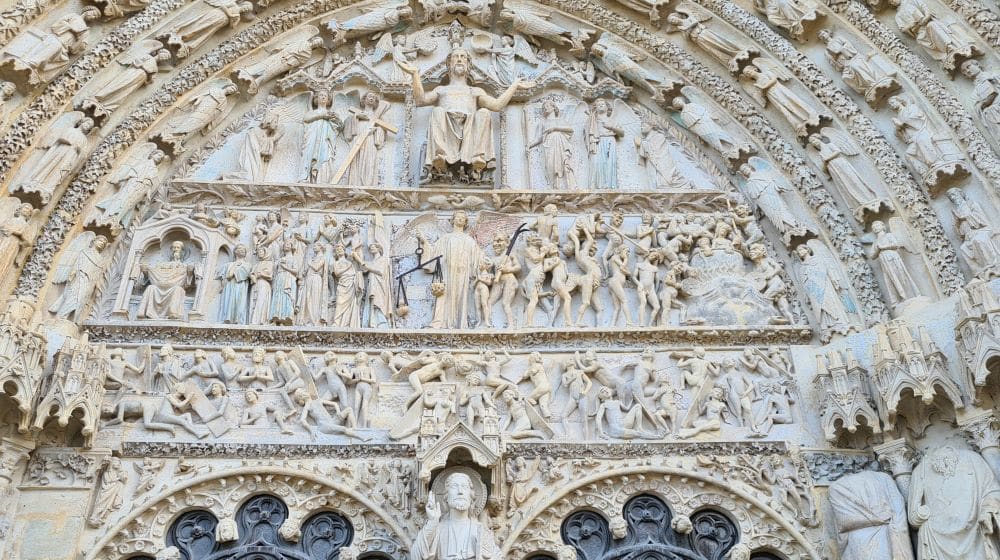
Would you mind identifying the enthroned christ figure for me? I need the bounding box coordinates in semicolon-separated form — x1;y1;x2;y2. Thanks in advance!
399;47;533;180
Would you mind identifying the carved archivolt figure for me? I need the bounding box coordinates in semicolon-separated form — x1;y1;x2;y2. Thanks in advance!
157;0;254;59
402;46;531;180
752;0;823;41
671;95;753;163
588;98;623;189
817;30;899;106
0;202;36;286
667;4;758;72
888;95;969;191
78;40;170;123
808;128;891;222
946;188;1000;280
738;158;815;245
325;3;413;45
300;89;341;184
411;472;501;560
11;112;94;205
961;60;1000;149
0;9;99;88
499;6;593;55
742;62;828;138
217;244;251;324
890;0;983;73
867;219;922;306
153;80;238;154
235;28;323;94
794;241;858;339
529;99;577;190
829;471;914;560
91;145;166;234
908;446;1000;560
137;241;199;320
636;122;689;189
48;233;109;321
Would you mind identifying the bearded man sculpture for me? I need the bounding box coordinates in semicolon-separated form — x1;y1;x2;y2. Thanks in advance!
411;472;501;560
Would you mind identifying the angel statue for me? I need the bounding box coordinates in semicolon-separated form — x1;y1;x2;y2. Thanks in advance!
636;121;690;189
741;60;829;138
865;219;923;307
416;211;485;329
370;31;437;83
738;157;816;245
794;240;860;341
10;111;95;205
48;232;110;321
234;27;324;94
337;91;396;187
817;30;900;106
528;98;578;190
808;128;891;222
89;143;166;235
752;0;823;41
136;240;201;320
959;61;1000;150
224;108;283;182
479;34;537;86
400;45;533;182
888;95;969;192
0;8;100;89
588;98;623;189
889;0;982;73
300;89;342;184
499;5;594;55
325;3;413;45
666;4;759;72
591;35;675;100
671;89;754;164
156;0;254;59
0;201;37;286
76;40;171;124
946;188;1000;280
151;80;238;155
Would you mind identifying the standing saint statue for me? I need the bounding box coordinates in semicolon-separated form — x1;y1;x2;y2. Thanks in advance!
217;244;251;324
587;98;623;189
301;90;342;184
400;46;532;180
137;241;199;320
529;99;577;190
908;446;1000;560
411;472;501;560
341;91;394;186
417;211;484;329
331;243;363;328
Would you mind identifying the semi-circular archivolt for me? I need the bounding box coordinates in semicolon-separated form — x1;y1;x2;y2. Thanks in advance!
0;0;995;331
87;466;410;559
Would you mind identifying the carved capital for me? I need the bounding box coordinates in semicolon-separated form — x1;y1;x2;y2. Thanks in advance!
0;437;35;488
873;438;916;477
959;409;1000;451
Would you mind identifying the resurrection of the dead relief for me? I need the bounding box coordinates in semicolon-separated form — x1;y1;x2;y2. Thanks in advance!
0;0;1000;559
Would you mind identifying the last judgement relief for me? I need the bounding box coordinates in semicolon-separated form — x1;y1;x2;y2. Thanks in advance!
2;0;1000;558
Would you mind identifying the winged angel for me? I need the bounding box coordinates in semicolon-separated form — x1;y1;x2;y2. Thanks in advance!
151;79;238;155
499;5;594;55
528;97;583;190
738;156;816;246
392;211;523;329
89;142;166;235
794;239;861;340
863;217;924;306
592;34;678;101
325;2;413;45
741;58;829;138
77;39;169;123
808;127;891;221
234;26;324;94
477;33;538;86
370;30;437;83
10;111;94;205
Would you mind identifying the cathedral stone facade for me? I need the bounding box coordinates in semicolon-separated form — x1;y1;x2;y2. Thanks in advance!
0;0;998;558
